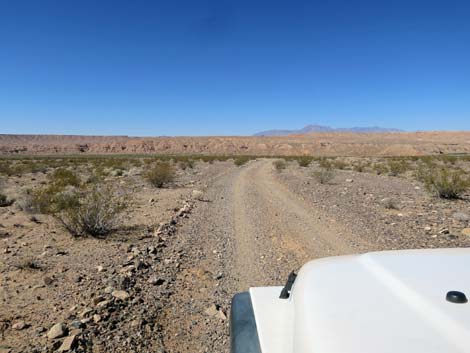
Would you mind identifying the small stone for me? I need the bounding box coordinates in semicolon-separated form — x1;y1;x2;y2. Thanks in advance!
79;308;93;318
43;276;54;286
93;314;102;323
104;286;114;294
96;265;105;273
112;290;130;300
70;321;84;329
192;190;204;200
461;228;470;236
148;276;165;285
58;335;76;352
12;320;27;330
345;179;353;183
424;226;432;232
204;304;219;317
414;186;420;190
47;322;67;339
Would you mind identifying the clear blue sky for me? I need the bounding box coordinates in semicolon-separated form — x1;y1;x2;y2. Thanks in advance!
0;0;469;136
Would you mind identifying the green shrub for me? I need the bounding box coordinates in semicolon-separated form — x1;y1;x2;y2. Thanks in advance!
318;158;333;170
331;159;348;170
57;186;126;237
145;162;175;188
297;156;313;167
0;193;14;207
388;160;409;176
313;168;335;184
234;156;250;166
273;159;287;171
50;168;80;188
421;168;469;199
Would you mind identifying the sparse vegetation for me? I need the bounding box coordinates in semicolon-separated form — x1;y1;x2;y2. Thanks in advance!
0;193;14;207
313;167;335;184
297;156;313;167
57;186;127;237
145;162;175;188
273;159;287;171
50;168;80;188
234;156;251;166
388;159;409;176
420;167;469;199
382;198;400;210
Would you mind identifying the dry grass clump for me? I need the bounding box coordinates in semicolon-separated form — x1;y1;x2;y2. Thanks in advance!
313;168;335;184
0;193;14;207
57;186;127;237
273;159;287;171
297;156;313;167
145;162;175;188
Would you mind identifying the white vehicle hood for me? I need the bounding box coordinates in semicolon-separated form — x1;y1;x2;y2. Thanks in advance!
250;248;470;353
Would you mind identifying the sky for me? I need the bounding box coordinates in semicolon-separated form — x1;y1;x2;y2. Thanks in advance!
0;0;469;136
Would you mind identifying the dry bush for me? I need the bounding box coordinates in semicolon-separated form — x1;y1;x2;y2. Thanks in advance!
297;156;313;167
0;193;14;207
57;186;126;237
422;168;469;199
50;168;80;188
331;159;348;170
388;159;409;176
273;159;287;171
318;158;333;169
145;162;175;188
178;158;195;170
234;156;251;166
382;198;399;210
313;168;335;184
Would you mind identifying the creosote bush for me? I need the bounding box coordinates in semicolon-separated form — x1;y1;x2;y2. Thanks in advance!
50;168;80;188
297;156;313;167
0;193;14;207
57;186;126;237
234;156;251;166
313;168;335;184
421;167;469;199
145;162;175;188
273;159;287;171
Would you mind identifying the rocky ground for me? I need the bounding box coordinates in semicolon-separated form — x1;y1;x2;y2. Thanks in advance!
1;156;469;352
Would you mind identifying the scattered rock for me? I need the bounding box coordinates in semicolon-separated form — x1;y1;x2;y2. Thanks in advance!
43;276;54;286
148;276;165;285
192;190;204;201
112;290;130;300
58;335;76;352
12;320;27;330
47;322;67;339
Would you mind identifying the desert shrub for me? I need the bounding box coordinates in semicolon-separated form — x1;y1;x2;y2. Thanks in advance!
353;163;366;172
331;159;348;170
318;158;333;170
0;193;14;207
297;156;313;167
273;159;287;171
234;156;250;166
30;185;79;214
57;186;126;237
388;160;409;176
373;163;389;175
145;162;175;188
50;168;80;188
421;168;469;199
178;158;195;170
313;168;335;184
382;198;399;210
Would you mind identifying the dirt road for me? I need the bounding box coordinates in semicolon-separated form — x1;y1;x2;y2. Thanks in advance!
160;159;371;352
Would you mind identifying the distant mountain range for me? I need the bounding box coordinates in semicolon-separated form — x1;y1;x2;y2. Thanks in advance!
253;124;404;136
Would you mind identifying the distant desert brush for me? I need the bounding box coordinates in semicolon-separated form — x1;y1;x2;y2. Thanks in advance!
313;167;335;184
421;167;469;199
297;156;313;167
145;162;175;188
273;159;287;171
